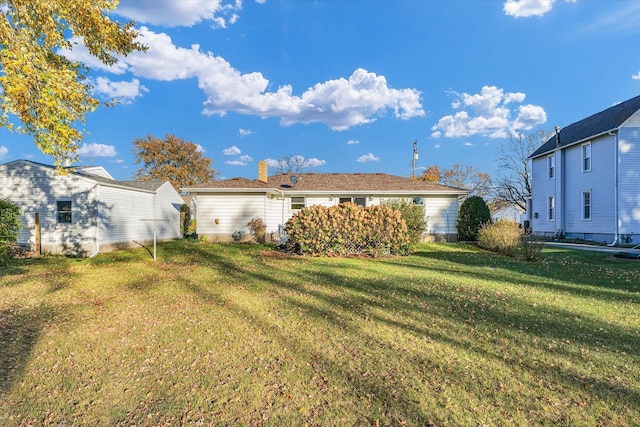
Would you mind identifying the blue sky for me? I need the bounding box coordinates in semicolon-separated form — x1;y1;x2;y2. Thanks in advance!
2;0;640;181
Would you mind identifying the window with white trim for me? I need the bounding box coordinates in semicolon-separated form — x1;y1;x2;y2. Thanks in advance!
57;201;72;223
582;190;591;220
582;143;591;172
291;197;305;210
548;154;555;179
548;196;555;221
338;197;366;207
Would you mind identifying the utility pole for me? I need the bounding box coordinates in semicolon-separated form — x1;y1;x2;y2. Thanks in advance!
411;140;418;180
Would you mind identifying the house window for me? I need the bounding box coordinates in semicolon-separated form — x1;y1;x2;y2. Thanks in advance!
582;143;591;172
57;201;72;223
548;154;555;179
582;190;591;220
548;196;555;221
338;197;367;207
291;197;305;210
413;197;424;206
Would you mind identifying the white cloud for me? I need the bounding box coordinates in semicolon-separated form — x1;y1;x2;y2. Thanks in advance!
115;0;243;28
633;71;640;80
347;139;360;145
225;154;254;166
304;158;326;168
433;144;441;149
196;144;206;153
357;153;380;163
0;146;7;159
239;128;253;136
76;143;117;157
91;77;148;103
431;86;546;139
264;155;326;169
464;142;473;147
504;0;555;18
223;145;241;155
61;28;424;131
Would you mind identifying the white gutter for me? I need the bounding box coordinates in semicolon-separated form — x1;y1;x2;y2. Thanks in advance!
608;130;619;246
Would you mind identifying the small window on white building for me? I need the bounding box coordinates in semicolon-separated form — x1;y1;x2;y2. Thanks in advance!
354;197;367;207
413;197;424;206
291;197;305;210
548;154;555;179
582;143;591;172
338;197;367;207
548;196;555;221
582;190;591;220
57;201;72;223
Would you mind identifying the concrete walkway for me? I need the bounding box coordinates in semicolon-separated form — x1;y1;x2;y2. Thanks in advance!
545;241;640;254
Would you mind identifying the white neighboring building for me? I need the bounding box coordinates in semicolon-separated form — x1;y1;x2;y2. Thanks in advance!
183;162;468;243
0;159;184;256
528;94;640;245
491;203;525;224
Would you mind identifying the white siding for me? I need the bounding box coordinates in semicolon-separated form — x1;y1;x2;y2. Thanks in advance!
0;161;183;255
97;184;181;246
531;152;557;235
0;161;97;255
618;128;640;238
563;135;615;235
196;193;266;240
194;192;462;241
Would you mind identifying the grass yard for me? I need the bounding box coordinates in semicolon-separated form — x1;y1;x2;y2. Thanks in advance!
1;241;639;426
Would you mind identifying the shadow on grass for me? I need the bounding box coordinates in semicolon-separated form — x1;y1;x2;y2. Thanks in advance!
0;304;59;395
157;242;640;423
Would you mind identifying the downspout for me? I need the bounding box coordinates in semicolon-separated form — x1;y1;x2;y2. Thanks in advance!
89;183;101;257
608;130;619;246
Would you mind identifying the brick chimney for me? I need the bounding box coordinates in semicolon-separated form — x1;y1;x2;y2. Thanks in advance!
258;160;268;183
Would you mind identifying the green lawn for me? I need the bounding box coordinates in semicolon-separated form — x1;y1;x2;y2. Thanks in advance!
1;241;639;426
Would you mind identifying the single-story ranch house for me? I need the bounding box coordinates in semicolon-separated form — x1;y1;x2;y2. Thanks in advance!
0;159;184;256
182;161;468;243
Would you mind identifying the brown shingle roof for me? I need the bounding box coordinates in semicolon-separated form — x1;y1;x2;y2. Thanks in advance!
185;173;466;194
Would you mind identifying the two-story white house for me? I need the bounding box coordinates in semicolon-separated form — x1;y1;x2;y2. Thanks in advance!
528;94;640;245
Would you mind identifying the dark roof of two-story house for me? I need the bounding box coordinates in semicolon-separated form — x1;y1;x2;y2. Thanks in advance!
529;94;640;159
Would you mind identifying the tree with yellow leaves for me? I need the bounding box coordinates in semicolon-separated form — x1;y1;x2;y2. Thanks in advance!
0;0;145;166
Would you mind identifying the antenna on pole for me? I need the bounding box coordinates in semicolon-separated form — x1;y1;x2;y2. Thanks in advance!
411;140;419;180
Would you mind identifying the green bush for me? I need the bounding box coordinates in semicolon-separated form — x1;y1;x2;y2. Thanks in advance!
284;202;411;256
0;199;22;263
478;220;522;256
457;196;490;241
383;199;426;244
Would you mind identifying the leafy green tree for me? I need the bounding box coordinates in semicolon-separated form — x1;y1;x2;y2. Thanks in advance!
0;0;145;165
0;199;21;262
457;196;490;241
133;134;216;190
383;199;426;244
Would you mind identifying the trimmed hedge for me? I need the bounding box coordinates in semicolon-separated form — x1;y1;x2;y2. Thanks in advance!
284;202;411;256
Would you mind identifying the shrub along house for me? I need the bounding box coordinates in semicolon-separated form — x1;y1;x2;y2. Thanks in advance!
182;161;468;242
528;94;640;244
0;159;184;256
